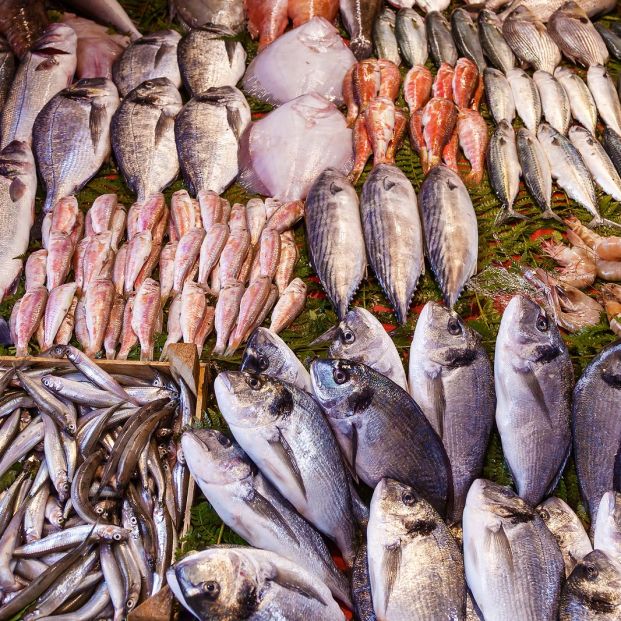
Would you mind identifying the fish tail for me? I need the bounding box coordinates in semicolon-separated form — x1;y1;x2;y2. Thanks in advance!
540;208;563;223
494;207;526;227
588;216;621;230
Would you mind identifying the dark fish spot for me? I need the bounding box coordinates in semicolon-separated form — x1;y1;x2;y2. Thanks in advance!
330;182;343;195
579;16;588;23
268;388;294;419
347;386;374;415
405;519;437;536
586;596;616;614
445;348;477;368
509;510;535;524
551;137;560;146
533;344;560;364
601;367;621;389
447;180;458;191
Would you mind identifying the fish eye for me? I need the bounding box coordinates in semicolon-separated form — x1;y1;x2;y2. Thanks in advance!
536;314;548;332
585;564;598;580
401;491;416;506
333;366;349;385
538;509;550;522
217;434;231;447
447;317;462;336
245;375;262;390
113;532;122;541
341;329;355;344
258;355;269;371
202;580;220;600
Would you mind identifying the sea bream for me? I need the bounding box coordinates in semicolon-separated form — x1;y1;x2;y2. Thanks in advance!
426;11;458;67
171;0;245;32
374;8;400;67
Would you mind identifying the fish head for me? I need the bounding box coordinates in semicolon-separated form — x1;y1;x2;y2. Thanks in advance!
501;295;565;364
170;548;258;621
552;1;588;20
567;551;621;611
466;479;536;526
181;428;252;486
241;328;288;377
99;525;130;543
536;497;576;532
414;302;480;368
479;9;502;29
314;308;380;361
505;4;537;23
214;371;294;429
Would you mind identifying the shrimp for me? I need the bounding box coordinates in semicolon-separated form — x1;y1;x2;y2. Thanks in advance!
565;216;621;260
540;238;596;288
596;259;621;281
601;284;621;336
564;216;601;250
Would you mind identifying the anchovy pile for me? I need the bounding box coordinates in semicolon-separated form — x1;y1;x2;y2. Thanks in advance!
0;344;192;620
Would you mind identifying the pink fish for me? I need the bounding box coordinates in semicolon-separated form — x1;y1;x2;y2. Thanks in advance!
173;227;206;294
13;286;47;356
365;97;396;165
117;294;137;360
194;305;215;352
82;232;113;287
257;228;281;280
112;243;128;297
43;282;77;350
270;277;307;333
275;231;298;294
124;231;152;296
109;207;126;251
404;66;433;114
385;108;407;165
54;297;77;345
159;241;177;305
50;196;79;236
213;279;244;356
74;297;90;352
135;242;162;291
265;200;304;233
219;229;251;283
103;294;125;360
180;281;207;345
46;232;74;291
198;190;225;230
343;65;358;127
246;198;266;247
433;63;454;100
84;277;115;357
170;190;196;239
85;193;117;235
457;108;489;186
198;223;230;286
349;114;373;184
131;278;161;361
25;249;48;291
161;294;182;361
250;283;278;337
378;59;401;102
453;58;479;109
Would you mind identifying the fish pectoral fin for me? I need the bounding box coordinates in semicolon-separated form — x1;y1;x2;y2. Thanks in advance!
224;40;239;64
154;43;175;68
244;488;300;546
381;542;402;613
270;567;327;606
425;375;445;439
267;427;307;501
89;102;108;151
520;366;553;426
154;111;174;148
484;522;513;571
226;106;243;141
309;324;339;346
8;178;26;202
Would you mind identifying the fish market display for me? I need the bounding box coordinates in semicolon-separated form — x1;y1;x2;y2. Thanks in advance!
33;78;119;213
243;18;355;106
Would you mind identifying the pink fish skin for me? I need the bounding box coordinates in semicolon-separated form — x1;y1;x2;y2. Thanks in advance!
194;305;215;353
180;281;207;345
68;211;84;251
249;283;278;338
13;286;47;356
198;223;229;286
84;278;115;357
43;282;77;350
74;297;90;352
170;190;196;239
228;203;248;232
131;278;161;362
404;66;433;114
238;246;255;285
378;59;401;102
246;198;266;247
219;229;251;283
265;200;304;232
85;193;117;235
457;108;489;186
50;197;79;236
112;243;128;297
73;237;90;295
25;249;48;291
349;114;373;184
54;297;77;345
257;228;281;280
352;59;381;113
82;232;113;288
270;277;307;334
198;190;225;230
136;193;165;235
46;231;74;291
104;294;125;360
160;293;182;361
246;0;289;50
452;58;479;109
421;97;458;173
110;207;126;251
433;63;454;100
385;108;407;165
159;241;177;305
343;64;358;127
365;97;396;165
275;231;298;294
124;231;152;296
173;227;206;294
117;294;137;360
213;279;244;356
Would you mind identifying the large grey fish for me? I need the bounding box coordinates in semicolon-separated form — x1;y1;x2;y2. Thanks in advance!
419;165;478;308
536;497;593;577
168;547;346;621
175;86;250;196
0;141;36;301
367;478;466;620
426;11;458;67
373;8;400;67
0;24;77;149
603;127;621;177
559;550;621;621
573;342;621;518
516;127;558;220
548;1;608;67
463;479;565;621
33;78;119;214
498;0;616;22
312;306;407;390
111;77;182;203
305;168;366;319
451;8;486;72
507;67;541;131
171;0;246;32
395;8;427;68
593;491;621;568
495;295;573;506
214;370;358;565
554;66;597;134
595;23;621;61
0;37;14;114
478;10;514;74
409;302;495;523
181;428;352;605
586;65;621;137
241;327;312;394
63;0;141;40
112;30;181;97
178;26;246;97
310;358;451;517
484;68;515;125
339;0;383;60
360;164;423;324
502;5;561;74
533;70;570;135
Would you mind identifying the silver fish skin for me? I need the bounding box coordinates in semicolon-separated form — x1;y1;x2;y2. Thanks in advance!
573;342;621;518
560;549;621;621
593;491;621;568
451;8;486;72
538;122;609;227
241;327;312;394
484;68;515;125
533;70;570;135
172;0;246;32
463;479;565;621
0;37;14;114
587;65;621;136
360;164;423;324
507;67;542;131
0;24;77;149
554;66;597;134
314;306;407;391
569;125;621;203
418;165;478;308
111;77;182;203
305;168;366;319
339;0;383;60
409;302;495;523
368;478;465;620
537;497;592;577
62;0;141;40
603;126;621;177
178;26;246;97
495;295;573;506
34;78;119;214
548;1;608;67
596;23;621;61
497;0;616;23
516;127;557;220
374;8;400;67
478;10;515;74
214;371;358;565
395;8;427;68
310;358;451;518
0;141;36;301
113;30;181;97
175;86;250;196
168;546;346;621
502;5;561;74
426;11;458;67
182;428;352;606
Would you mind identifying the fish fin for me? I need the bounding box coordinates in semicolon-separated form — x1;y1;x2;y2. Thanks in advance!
243;487;300;545
346;386;374;415
226;106;243;141
540;209;563;223
154;43;174;68
267;427;307;501
519;366;553;427
89;102;107;150
545;439;571;498
270;567;327;606
309;325;339;346
588;216;621;230
8;178;26;202
154;112;174;148
224;40;238;64
484;522;513;571
425;376;445;439
35;57;58;71
381;543;402;613
494;207;526;226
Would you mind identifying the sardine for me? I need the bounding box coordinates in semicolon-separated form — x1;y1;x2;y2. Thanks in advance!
533;70;570;135
554;66;597;134
507;67;542;131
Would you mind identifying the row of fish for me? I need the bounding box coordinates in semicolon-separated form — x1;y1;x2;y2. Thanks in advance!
0;344;193;620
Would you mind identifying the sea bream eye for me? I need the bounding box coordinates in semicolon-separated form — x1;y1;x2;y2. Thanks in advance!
536;314;548;332
447;317;462;335
341;329;355;344
258;355;269;371
333;366;349;385
246;376;261;390
202;580;220;600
